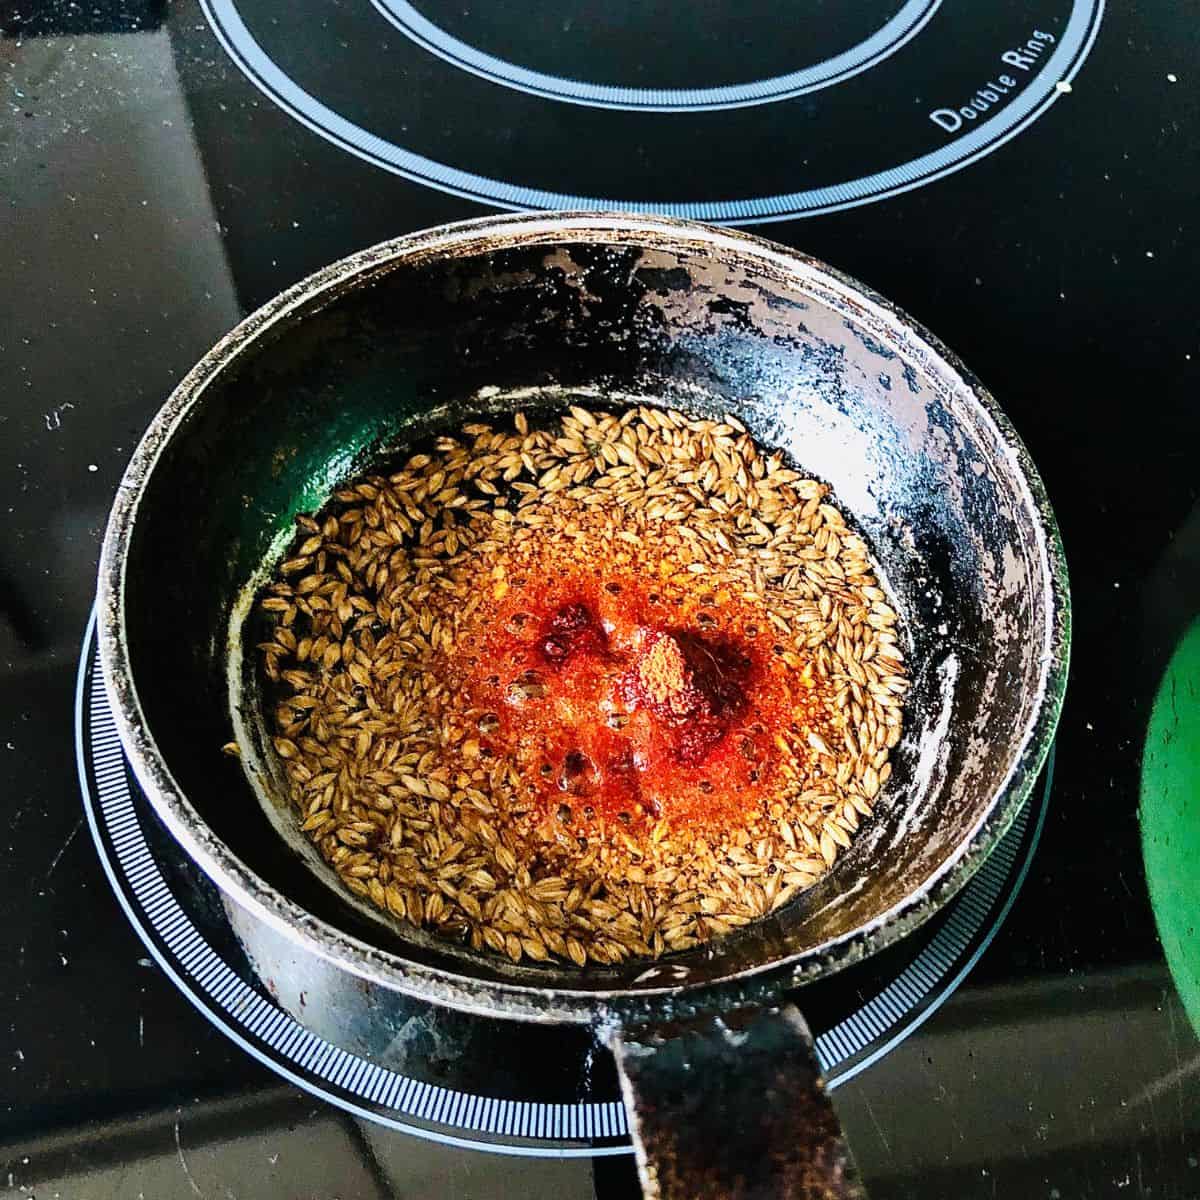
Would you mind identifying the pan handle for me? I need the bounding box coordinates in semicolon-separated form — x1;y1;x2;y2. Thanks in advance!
609;1003;866;1200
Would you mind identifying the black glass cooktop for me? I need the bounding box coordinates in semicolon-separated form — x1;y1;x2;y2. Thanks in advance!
3;1;1200;1197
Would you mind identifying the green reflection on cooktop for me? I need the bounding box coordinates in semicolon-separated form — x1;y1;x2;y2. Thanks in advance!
1140;616;1200;1037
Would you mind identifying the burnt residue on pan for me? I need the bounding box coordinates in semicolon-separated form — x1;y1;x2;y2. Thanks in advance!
613;1004;865;1199
99;213;1069;1027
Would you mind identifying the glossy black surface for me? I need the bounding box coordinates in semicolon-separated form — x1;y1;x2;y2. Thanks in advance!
2;1;1199;1197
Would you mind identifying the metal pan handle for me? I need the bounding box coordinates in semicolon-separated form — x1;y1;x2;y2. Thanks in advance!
610;1003;866;1199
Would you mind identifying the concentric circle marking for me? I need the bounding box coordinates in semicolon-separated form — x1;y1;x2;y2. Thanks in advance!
77;609;1048;1153
198;0;1102;221
367;0;940;112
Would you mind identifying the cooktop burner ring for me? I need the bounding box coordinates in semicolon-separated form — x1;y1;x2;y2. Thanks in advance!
76;608;1050;1156
199;0;1103;221
366;0;941;112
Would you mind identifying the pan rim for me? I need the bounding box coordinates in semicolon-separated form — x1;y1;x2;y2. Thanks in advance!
97;210;1071;1024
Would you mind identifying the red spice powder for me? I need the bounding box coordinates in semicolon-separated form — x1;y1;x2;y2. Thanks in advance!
453;559;832;836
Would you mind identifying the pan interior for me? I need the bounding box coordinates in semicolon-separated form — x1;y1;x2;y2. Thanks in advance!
119;230;1058;1000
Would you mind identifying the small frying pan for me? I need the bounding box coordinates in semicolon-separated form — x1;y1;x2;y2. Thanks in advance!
98;212;1069;1197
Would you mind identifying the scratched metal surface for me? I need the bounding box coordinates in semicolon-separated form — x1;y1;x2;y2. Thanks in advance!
98;215;1064;1032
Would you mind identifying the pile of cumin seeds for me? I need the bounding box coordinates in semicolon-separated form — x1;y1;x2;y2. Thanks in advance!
249;404;908;967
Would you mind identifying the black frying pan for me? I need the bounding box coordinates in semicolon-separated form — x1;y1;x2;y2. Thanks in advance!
98;212;1069;1197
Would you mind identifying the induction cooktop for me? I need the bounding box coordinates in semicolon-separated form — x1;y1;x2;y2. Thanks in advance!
4;2;1199;1196
197;0;1102;219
